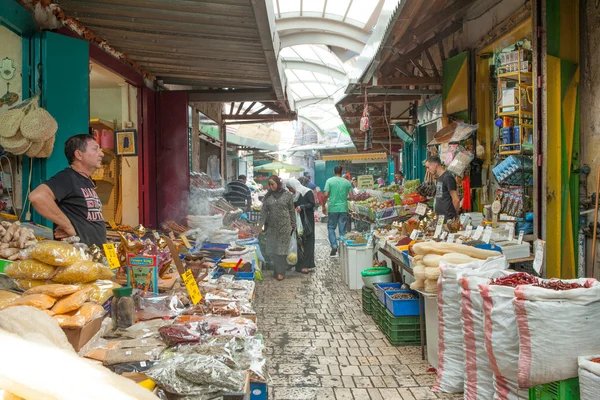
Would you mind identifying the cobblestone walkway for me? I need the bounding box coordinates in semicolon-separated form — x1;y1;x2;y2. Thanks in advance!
256;223;461;400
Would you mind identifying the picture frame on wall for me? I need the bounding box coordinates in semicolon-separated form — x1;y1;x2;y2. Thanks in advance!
115;129;137;156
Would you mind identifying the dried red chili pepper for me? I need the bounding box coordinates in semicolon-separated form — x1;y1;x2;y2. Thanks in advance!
534;280;585;291
591;357;600;364
490;273;538;287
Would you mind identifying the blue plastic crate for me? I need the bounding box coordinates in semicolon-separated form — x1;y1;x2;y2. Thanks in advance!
201;243;229;250
235;261;256;280
385;290;420;317
250;382;267;400
401;250;410;265
373;283;402;305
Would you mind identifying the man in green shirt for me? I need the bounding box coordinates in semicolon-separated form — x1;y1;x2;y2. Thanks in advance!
323;165;353;257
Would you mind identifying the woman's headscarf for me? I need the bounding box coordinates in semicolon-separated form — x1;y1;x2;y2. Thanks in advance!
265;175;285;199
377;177;385;187
286;177;311;201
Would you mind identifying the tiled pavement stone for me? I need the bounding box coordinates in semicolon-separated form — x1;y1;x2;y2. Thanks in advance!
256;224;462;400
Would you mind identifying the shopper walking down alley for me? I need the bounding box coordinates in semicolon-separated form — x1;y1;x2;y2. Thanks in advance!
286;178;316;273
256;224;458;400
259;175;296;281
322;165;353;257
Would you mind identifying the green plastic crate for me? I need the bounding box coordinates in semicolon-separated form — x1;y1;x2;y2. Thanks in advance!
383;320;420;344
529;377;580;400
362;295;373;315
382;308;421;327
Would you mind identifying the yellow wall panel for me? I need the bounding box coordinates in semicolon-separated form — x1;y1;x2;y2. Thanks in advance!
546;56;562;278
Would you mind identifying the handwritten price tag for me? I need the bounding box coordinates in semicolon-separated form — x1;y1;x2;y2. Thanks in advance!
517;231;525;245
472;226;484;241
415;203;427;216
533;239;546;274
434;215;445;239
507;223;515;242
465;225;473;238
456;238;463;245
103;243;120;270
447;233;455;243
482;226;493;244
182;269;202;305
440;231;448;240
108;220;117;230
410;230;419;240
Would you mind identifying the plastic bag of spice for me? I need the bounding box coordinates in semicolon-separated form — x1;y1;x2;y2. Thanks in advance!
30;240;82;267
133;291;187;321
159;321;212;346
5;259;56;280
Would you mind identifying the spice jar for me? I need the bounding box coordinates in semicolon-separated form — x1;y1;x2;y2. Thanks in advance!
111;287;135;330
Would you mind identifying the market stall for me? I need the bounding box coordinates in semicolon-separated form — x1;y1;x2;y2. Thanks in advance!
0;170;269;399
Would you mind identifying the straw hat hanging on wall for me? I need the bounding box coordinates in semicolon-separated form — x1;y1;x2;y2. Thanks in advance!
0;96;58;157
0;108;26;139
20;101;58;142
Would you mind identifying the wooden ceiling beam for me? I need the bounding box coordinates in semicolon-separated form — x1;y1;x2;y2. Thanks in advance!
379;0;428;67
410;59;430;77
377;76;440;86
425;49;440;77
243;102;256;115
221;113;296;121
380;22;462;76
340;94;422;105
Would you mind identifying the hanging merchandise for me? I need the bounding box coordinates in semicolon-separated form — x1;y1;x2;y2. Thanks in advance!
364;127;373;151
359;88;370;132
0;96;57;157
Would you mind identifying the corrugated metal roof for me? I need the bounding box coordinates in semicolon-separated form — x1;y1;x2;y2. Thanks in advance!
57;0;283;94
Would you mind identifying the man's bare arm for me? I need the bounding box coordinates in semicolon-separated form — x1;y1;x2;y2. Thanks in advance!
449;190;461;214
29;184;76;237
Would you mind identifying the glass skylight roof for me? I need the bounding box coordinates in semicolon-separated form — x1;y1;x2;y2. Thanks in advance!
269;0;396;139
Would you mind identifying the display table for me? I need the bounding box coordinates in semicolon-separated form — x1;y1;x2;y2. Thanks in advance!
378;245;413;285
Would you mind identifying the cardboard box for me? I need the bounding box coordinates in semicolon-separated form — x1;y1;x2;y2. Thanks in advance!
62;316;105;351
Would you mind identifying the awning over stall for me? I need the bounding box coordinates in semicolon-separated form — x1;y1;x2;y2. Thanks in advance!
427;123;478;145
322;152;387;161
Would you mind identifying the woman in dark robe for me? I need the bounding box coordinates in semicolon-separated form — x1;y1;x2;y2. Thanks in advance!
259;175;296;280
286;178;316;273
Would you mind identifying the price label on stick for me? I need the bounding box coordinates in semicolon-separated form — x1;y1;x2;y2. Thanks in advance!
415;203;427;216
103;244;121;270
460;214;470;227
465;225;473;238
472;225;484;241
456;238;463;245
447;233;455;243
482;226;493;244
410;230;419;240
440;231;448;240
517;231;525;245
533;239;546;274
434;215;445;238
507;223;515;242
182;269;203;305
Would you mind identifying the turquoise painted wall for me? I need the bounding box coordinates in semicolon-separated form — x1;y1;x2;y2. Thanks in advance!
22;31;90;225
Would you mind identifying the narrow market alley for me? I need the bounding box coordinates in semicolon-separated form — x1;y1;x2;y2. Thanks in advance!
256;224;460;400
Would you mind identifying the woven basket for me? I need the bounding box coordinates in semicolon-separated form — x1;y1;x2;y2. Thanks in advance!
37;135;56;158
26;139;45;158
0;130;32;155
0;109;25;138
20;102;58;142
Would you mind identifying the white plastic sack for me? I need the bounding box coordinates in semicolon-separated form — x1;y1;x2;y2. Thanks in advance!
295;211;304;237
480;283;530;400
515;278;600;388
210;228;239;244
434;255;508;394
186;214;223;230
226;246;257;265
459;270;513;400
578;355;600;400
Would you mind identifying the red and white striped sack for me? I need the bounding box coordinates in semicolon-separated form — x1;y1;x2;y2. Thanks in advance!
434;256;508;393
514;278;600;388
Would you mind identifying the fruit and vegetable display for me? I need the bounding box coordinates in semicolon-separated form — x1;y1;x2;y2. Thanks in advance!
403;179;421;195
354;198;396;210
417;181;436;198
